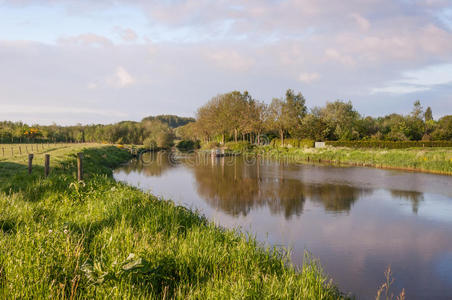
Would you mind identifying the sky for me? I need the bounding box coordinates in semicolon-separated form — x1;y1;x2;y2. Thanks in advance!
1;0;452;125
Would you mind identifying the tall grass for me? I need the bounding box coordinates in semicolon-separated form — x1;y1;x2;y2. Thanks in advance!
0;145;347;299
256;146;452;175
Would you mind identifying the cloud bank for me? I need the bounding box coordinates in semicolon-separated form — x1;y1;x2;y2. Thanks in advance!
0;0;452;124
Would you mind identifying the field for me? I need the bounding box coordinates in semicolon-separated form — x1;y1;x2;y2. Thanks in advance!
255;146;452;175
0;144;346;299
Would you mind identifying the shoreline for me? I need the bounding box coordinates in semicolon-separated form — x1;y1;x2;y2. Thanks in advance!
250;146;452;176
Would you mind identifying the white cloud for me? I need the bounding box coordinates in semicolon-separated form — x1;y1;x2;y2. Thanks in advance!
298;72;320;83
206;50;255;72
371;85;431;95
2;0;452;123
371;63;452;94
87;66;135;89
350;13;370;31
114;27;138;42
114;66;135;87
324;48;355;66
0;104;127;117
57;33;113;47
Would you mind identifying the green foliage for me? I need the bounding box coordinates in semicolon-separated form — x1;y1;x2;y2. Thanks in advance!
176;140;200;151
432;115;452;140
0;146;346;299
141;115;195;128
259;146;452;175
142;120;175;149
224;141;254;152
271;138;315;148
201;141;220;150
325;140;452;149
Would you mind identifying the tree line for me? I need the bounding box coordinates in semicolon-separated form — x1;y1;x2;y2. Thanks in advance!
176;90;452;145
2;92;452;148
0;115;194;148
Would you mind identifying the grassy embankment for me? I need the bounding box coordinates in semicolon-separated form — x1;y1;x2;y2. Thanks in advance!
254;146;452;175
0;144;347;299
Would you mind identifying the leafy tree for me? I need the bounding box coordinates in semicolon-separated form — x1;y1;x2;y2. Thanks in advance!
424;107;433;122
320;100;360;140
432;115;452;140
267;90;307;145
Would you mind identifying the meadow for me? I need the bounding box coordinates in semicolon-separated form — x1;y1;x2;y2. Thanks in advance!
0;144;347;299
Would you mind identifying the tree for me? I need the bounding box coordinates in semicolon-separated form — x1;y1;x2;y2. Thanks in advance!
424;107;433;122
320;100;360;140
432;115;452;140
267;89;307;146
298;112;330;141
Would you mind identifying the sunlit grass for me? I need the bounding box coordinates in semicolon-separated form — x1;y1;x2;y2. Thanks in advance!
257;146;452;175
0;145;347;299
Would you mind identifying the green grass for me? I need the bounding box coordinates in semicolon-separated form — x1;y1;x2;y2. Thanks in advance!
255;146;452;175
0;145;347;299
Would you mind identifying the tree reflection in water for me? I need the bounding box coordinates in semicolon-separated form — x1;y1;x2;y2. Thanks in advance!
390;190;424;214
131;153;427;219
185;155;372;218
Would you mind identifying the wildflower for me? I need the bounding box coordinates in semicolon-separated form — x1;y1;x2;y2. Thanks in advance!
48;229;53;233
63;229;68;234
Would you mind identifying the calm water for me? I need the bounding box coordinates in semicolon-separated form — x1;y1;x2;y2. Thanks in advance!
114;152;452;299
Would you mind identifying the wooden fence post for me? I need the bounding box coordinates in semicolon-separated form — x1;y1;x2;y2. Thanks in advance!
2;147;4;156
77;153;83;181
28;154;34;174
19;146;22;155
11;148;13;157
44;154;50;177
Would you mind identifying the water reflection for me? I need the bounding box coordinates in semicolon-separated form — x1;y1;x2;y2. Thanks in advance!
114;151;452;299
137;153;372;218
390;190;424;214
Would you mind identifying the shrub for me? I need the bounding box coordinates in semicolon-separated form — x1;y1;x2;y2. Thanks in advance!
325;140;452;149
176;140;200;151
201;141;220;149
271;138;315;148
224;141;254;152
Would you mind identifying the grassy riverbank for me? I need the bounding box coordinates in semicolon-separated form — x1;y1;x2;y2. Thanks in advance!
0;145;346;299
255;146;452;175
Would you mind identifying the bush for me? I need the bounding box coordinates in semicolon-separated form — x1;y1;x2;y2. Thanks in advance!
325;140;452;149
271;138;315;148
176;140;200;151
201;141;220;150
224;141;254;152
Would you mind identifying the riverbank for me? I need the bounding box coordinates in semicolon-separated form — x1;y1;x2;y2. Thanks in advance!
0;145;347;299
254;146;452;175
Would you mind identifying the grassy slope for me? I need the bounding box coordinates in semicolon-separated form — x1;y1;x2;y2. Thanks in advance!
0;145;346;299
256;146;452;175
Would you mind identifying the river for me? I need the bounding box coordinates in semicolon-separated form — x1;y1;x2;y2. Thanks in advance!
114;152;452;299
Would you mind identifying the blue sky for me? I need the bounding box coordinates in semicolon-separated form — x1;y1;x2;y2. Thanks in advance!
1;0;452;125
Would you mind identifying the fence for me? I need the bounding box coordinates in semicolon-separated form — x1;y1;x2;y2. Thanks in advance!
1;145;85;180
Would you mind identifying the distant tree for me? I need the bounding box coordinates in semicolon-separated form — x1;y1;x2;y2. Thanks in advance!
432;115;452;140
141;115;195;128
320;100;360;140
267;89;307;145
424;106;433;122
298;112;330;141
